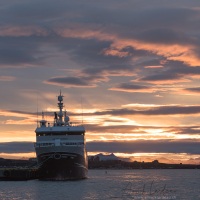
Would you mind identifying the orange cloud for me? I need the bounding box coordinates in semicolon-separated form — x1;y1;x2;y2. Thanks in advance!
0;26;48;37
101;47;131;57
144;65;164;69
56;27;200;66
0;130;35;142
0;109;35;118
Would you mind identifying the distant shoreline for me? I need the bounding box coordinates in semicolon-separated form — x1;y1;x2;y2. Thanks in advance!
0;157;199;170
88;159;200;169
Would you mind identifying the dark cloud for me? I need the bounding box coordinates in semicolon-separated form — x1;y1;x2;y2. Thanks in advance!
26;105;200;116
4;104;200;118
0;142;34;153
184;87;200;93
45;74;109;88
0;139;199;154
1;109;37;116
169;127;200;135
135;61;200;84
166;61;200;74
87;140;200;154
0;37;44;67
0;0;73;25
140;73;182;82
86;124;200;135
88;105;200;116
135;29;190;45
132;7;199;32
110;83;154;93
58;38;116;66
57;38;143;76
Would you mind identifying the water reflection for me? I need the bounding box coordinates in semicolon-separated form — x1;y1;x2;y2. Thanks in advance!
0;170;199;200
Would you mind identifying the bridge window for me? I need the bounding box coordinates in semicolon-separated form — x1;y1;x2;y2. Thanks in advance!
36;131;85;136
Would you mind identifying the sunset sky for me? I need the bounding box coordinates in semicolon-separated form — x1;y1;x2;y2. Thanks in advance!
0;0;200;164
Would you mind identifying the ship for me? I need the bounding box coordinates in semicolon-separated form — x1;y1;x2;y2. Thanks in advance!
34;91;88;180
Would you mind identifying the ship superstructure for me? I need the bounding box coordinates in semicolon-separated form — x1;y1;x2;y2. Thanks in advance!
34;92;88;180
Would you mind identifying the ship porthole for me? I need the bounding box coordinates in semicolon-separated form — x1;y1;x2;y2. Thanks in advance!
54;154;61;159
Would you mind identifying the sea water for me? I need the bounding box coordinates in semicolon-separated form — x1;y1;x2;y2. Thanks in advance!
0;169;199;200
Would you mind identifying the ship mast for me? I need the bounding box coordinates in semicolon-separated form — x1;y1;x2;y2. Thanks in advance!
57;90;64;125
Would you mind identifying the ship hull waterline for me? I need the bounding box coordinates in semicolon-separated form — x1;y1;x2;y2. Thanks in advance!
37;152;88;180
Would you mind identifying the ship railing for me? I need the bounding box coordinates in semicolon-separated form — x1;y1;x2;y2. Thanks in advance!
34;142;84;148
37;121;84;128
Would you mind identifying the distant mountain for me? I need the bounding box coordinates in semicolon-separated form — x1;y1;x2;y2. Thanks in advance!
89;153;132;162
89;153;119;161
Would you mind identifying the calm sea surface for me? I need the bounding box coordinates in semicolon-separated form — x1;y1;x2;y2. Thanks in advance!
0;169;199;200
